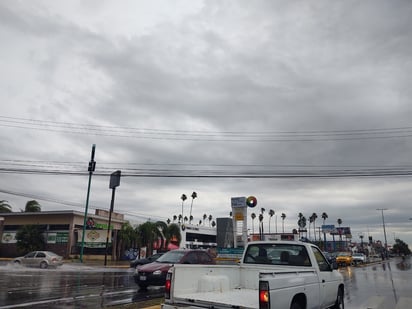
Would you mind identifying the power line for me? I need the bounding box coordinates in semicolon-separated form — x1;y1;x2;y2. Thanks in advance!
3;115;412;142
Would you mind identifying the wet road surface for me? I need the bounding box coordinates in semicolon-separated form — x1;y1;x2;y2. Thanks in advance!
0;261;163;308
0;257;411;308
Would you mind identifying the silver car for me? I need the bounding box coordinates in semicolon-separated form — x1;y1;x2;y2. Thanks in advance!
13;251;63;269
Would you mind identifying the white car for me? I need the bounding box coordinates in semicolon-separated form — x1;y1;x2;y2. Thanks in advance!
352;252;368;264
13;251;64;269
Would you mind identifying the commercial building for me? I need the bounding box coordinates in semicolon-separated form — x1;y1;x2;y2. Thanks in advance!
0;209;125;259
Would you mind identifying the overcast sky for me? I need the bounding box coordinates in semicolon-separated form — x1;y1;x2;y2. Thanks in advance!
1;0;412;247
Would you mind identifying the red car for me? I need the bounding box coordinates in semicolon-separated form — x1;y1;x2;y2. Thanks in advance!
134;249;215;289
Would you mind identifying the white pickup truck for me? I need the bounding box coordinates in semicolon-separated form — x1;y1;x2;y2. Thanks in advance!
161;241;344;309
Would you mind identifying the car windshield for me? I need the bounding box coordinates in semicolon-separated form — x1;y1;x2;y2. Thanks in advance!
156;251;186;263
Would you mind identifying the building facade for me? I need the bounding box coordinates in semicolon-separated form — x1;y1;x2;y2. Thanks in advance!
0;209;125;259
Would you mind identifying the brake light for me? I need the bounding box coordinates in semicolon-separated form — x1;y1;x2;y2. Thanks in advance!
165;272;172;299
259;281;270;309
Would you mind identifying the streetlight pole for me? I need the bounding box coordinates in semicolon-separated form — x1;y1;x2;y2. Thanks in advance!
376;208;388;257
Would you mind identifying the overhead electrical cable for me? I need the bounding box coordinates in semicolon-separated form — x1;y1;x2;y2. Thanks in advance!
3;115;412;141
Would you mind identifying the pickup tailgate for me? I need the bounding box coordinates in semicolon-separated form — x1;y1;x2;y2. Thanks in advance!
164;264;301;309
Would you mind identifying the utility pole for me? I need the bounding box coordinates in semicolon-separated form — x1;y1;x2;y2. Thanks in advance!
80;144;96;263
376;208;388;257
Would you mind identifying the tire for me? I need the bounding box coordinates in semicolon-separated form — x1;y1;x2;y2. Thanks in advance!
290;301;303;309
40;261;48;269
332;287;344;309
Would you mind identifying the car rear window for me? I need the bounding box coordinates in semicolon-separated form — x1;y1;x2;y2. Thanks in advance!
157;251;186;263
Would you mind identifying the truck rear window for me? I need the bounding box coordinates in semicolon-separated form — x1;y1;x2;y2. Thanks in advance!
244;243;311;266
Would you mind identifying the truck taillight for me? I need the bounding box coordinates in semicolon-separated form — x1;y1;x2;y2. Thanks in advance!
165;272;172;299
259;281;270;309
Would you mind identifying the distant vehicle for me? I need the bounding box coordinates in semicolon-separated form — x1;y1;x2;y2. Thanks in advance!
352;252;368;264
134;249;215;289
13;251;63;269
129;252;164;268
323;251;337;264
336;252;353;266
369;254;382;262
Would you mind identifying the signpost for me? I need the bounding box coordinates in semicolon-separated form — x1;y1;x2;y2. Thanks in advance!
104;170;121;266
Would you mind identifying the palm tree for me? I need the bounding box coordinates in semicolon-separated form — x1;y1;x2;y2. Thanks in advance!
337;218;343;247
321;212;328;250
23;200;41;212
178;214;182;224
166;218;171;225
203;214;207;226
251;213;256;235
155;221;168;250
297;213;303;238
258;213;264;240
268;209;275;233
208;214;213;226
173;215;177;223
180;194;187;224
165;223;181;249
0;200;12;213
311;213;318;241
137;221;161;256
308;215;313;240
116;221;136;260
189;192;197;224
199;220;202;225
281;213;286;233
211;221;216;228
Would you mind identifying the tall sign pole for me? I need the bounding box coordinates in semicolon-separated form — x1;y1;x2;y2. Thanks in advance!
104;170;121;266
80;144;96;263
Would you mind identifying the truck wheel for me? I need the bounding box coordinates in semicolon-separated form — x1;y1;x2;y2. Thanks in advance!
290;301;303;309
332;287;344;309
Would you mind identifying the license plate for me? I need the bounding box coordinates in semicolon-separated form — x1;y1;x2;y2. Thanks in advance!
139;275;146;281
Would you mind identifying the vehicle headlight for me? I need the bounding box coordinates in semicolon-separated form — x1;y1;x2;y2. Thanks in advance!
153;270;162;275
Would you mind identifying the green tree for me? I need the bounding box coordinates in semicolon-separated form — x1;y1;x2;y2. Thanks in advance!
0;200;12;213
164;223;181;249
116;221;137;260
392;238;411;256
137;221;160;256
16;225;45;253
155;221;168;250
23;200;41;212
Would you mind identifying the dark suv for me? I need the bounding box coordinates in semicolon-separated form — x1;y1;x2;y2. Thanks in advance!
134;249;215;289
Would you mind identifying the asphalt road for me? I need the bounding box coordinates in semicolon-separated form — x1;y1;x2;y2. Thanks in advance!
0;257;411;308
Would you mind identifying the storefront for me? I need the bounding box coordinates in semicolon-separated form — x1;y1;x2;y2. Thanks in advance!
0;209;125;259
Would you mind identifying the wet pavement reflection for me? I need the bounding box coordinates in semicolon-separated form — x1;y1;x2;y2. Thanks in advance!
0;261;163;308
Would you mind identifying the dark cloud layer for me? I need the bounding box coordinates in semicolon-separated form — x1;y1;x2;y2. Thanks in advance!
1;0;412;246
